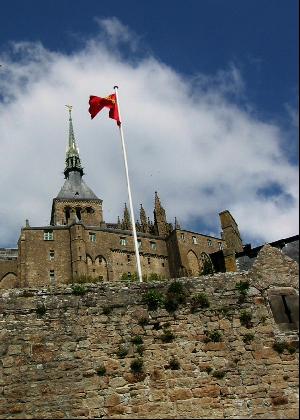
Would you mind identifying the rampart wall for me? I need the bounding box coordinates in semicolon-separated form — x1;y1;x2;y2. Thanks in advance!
0;245;298;419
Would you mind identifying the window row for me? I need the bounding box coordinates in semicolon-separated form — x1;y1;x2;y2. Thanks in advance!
180;233;223;250
89;232;157;250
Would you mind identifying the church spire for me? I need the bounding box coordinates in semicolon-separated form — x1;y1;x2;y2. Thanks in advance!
64;105;83;178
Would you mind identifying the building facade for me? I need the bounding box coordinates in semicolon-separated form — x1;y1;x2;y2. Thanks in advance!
1;109;246;288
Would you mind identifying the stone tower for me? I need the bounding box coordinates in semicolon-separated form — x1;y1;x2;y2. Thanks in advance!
50;106;103;227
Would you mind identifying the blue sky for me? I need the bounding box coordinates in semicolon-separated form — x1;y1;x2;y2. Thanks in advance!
0;0;298;247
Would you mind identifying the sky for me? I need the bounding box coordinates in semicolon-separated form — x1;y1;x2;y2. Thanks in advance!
0;0;298;248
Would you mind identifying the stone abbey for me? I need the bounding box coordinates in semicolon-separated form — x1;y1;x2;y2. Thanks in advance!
0;109;254;289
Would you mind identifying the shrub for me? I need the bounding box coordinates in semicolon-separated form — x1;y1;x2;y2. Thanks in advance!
161;330;175;343
205;366;213;374
273;341;297;354
212;370;226;379
143;289;164;310
103;306;112;315
36;303;46;317
168;357;181;370
205;329;222;343
168;281;185;295
201;259;214;275
239;310;252;328
121;272;139;282
235;280;250;301
96;365;106;376
69;274;100;284
153;322;161;330
147;272;163;282
117;345;129;358
138;317;149;327
136;345;145;356
191;293;210;312
243;333;255;344
130;358;144;374
131;335;143;345
71;284;87;295
164;281;187;313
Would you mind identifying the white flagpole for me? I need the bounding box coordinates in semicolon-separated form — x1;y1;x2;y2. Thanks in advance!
113;86;143;283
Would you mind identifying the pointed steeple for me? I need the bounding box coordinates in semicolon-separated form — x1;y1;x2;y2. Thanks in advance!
117;216;121;229
154;191;162;210
174;217;181;230
154;191;168;236
64;105;83;178
122;203;132;230
140;204;149;233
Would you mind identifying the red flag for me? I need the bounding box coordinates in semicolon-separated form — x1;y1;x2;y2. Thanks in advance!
88;94;121;125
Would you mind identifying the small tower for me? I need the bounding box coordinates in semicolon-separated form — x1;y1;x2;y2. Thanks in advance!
153;191;168;237
50;106;103;226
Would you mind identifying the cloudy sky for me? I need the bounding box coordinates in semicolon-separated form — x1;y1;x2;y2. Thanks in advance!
0;0;298;247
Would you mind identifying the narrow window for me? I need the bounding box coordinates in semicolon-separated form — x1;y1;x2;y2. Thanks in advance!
150;241;157;250
218;241;223;250
192;236;197;244
89;232;96;242
207;239;212;247
44;230;53;241
180;233;185;240
148;257;151;265
120;237;127;246
49;270;55;283
127;254;131;263
162;262;165;267
65;207;71;222
75;207;81;220
138;239;142;249
49;250;55;261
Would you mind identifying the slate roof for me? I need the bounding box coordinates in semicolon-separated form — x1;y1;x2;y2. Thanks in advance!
56;171;99;200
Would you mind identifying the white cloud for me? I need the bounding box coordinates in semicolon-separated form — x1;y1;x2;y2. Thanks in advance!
0;18;298;247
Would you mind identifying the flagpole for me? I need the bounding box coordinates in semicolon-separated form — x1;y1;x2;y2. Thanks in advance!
113;86;143;283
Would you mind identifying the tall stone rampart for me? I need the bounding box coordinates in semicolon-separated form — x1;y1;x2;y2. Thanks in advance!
0;245;298;419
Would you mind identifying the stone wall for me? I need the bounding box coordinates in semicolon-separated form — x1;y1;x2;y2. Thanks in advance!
0;245;298;419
